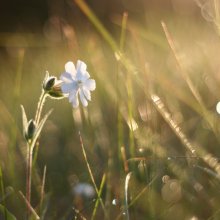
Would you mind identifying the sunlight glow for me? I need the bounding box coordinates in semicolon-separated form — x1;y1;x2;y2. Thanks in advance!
216;101;220;114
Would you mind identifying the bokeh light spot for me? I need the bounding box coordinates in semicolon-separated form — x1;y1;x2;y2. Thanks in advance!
216;102;220;114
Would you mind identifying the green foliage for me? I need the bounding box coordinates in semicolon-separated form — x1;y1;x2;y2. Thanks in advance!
2;0;220;219
0;205;16;220
29;109;53;151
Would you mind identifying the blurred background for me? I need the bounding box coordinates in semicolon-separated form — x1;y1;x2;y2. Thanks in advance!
1;0;220;219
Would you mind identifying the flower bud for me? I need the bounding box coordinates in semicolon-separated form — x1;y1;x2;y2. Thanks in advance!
43;72;64;99
43;76;56;91
25;119;36;141
47;83;63;98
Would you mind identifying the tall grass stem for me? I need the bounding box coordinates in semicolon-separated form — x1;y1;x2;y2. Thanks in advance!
40;165;47;214
124;172;132;220
78;132;109;219
19;191;40;220
91;173;106;220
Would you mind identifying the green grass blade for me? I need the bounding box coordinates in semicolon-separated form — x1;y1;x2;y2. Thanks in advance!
75;0;118;52
91;173;106;220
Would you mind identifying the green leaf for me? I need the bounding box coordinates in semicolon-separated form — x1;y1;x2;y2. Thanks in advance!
20;105;28;138
30;109;53;151
0;205;17;220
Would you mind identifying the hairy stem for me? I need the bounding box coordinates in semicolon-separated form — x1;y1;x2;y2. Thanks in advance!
35;91;47;126
26;144;33;220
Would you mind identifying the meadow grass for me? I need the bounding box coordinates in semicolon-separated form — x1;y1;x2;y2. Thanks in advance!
1;0;220;219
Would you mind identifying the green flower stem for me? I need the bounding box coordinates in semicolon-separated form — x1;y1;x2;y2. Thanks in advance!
26;143;33;220
35;91;47;126
26;90;48;219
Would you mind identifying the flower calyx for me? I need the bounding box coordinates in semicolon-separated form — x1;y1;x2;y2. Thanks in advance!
24;119;36;142
43;71;64;99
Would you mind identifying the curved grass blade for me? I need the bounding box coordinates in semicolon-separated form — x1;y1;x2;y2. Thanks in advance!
20;105;28;138
30;109;53;151
75;0;118;52
124;172;132;220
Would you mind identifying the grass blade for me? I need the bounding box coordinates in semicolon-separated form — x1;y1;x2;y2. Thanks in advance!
78;132;109;219
91;173;106;220
124;172;132;220
19;191;40;220
75;0;118;52
30;109;53;151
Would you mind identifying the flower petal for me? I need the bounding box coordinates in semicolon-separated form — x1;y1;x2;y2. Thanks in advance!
65;61;76;76
69;90;79;108
84;79;96;91
79;71;90;82
61;81;77;94
79;89;88;107
82;87;91;101
76;60;90;82
76;60;87;72
60;60;96;108
60;72;73;83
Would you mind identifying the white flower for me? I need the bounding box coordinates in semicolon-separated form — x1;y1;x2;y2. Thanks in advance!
60;60;96;108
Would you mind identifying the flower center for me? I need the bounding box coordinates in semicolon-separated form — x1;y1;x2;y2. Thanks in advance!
77;80;83;88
